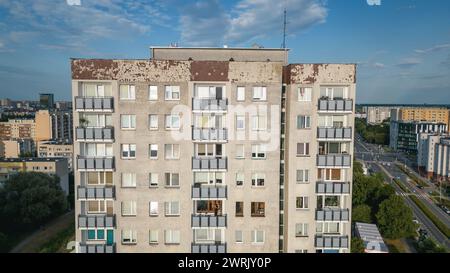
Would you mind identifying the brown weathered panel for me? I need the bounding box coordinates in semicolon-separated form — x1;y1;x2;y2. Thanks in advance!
289;64;356;84
190;61;229;82
229;62;283;83
71;59;119;80
282;65;291;84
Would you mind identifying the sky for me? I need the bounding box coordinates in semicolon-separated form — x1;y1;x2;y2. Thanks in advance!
0;0;449;103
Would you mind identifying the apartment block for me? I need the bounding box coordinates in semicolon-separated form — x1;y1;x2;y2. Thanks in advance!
71;47;356;253
396;107;450;127
51;110;73;143
362;106;396;125
418;133;450;181
0;139;34;158
0;110;52;142
390;120;447;152
37;141;74;171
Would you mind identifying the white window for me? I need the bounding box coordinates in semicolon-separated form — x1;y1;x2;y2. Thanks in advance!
80;113;112;127
121;115;136;130
297;116;311;129
119;85;136;100
237;87;245;101
195;143;223;157
298;87;312;102
149;201;159;216
296;170;309;183
252;86;267;101
121;201;137;216
121;144;136;159
236;115;245;130
165;115;180;130
295;223;309;237
318;115;346;128
165;144;180;159
297;143;310;156
121;230;137;244
149;144;158;159
149;230;158;244
165;173;180;187
251;144;266;159
165;201;180;216
316;222;340;234
121;173;136;188
83;143;113;157
236;144;245;159
236;173;244;186
83;83;112;97
164;230;180;244
251;230;265;244
149;115;158;130
235;230;243;243
165;86;180;100
149;173;158;187
251;115;267;131
296;197;309;209
251;173;265;187
149;86;158;100
320;87;347;99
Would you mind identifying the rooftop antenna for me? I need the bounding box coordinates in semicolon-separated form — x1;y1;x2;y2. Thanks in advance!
282;8;287;49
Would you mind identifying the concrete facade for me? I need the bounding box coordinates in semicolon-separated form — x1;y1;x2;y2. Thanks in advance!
418;133;450;181
37;141;74;171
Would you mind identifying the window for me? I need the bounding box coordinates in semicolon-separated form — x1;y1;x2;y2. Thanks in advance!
236;144;244;159
251;230;265;243
235;202;244;217
87;200;108;213
316;222;340;234
149;115;158;130
149;173;158;187
165;230;180;244
194;172;224;185
251;144;266;159
83;83;112;97
295;249;308;253
251;202;265;217
149;230;158;244
252;86;267;101
121;201;136;216
236;115;245;130
297;143;310;156
165;201;180;216
87;229;106;241
165;115;180;130
121;230;137;244
296;197;309;209
296;170;309;183
83;143;113;157
165;144;180;159
149;86;158;100
80;113;112;127
121;115;136;130
165;173;180;187
121;173;136;188
149;201;158;216
119;85;136;100
318;169;342;181
251;116;267;131
165;86;180;100
298;87;312;102
320;87;347;99
324;196;340;207
297;116;311;129
295;223;309;237
237;87;245;101
149;144;158;159
235;230;243;243
121;144;136;159
195;143;223;157
85;172;113;186
251;173;265;187
236;173;244;186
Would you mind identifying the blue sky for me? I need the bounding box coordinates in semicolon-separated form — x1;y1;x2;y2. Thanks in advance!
0;0;449;103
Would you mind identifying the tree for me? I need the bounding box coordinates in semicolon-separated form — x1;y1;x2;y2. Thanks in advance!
0;232;8;253
376;195;416;239
351;237;365;253
416;237;447;253
352;205;372;223
0;172;68;231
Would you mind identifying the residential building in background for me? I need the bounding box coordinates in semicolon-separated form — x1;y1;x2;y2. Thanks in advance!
354;222;389;253
390;120;447;152
37;141;74;171
0;139;34;158
363;106;396;124
40;93;55;109
418;133;450;181
50;110;73;143
71;46;356;253
0;110;52;142
391;107;450;127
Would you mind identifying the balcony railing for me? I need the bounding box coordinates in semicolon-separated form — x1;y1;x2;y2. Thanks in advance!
315;236;349;249
192;214;227;228
317;127;352;140
316;209;350;222
77;157;115;171
191;243;226;253
77;186;115;199
192;157;227;170
316;182;351;194
317;154;351;168
192;128;228;141
192;186;227;199
192;98;228;112
75;97;114;111
78;243;116;253
78;214;115;228
318;98;353;112
76;127;114;142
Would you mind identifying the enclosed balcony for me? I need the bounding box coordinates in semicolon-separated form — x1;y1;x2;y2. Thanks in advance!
78;214;116;228
316;154;351;168
191;243;226;253
77;186;115;199
76;127;114;142
78;243;116;253
316;182;351;194
192;128;228;142
77;157;115;171
192;157;227;170
192;98;228;112
317;127;352;141
191;214;227;228
315;209;350;222
75;97;114;112
315;236;349;249
192;186;227;199
318;99;353;112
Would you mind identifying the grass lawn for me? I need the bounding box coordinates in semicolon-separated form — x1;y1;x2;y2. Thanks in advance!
385;239;406;253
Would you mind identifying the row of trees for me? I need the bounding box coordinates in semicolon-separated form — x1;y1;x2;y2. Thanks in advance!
355;118;390;145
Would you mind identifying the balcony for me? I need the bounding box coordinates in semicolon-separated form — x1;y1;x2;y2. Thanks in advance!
192;98;228;112
191;243;226;253
78;214;115;228
316;209;350;222
318;98;353;112
316;182;351;194
192;157;227;170
78;243;116;253
315;236;349;249
192;214;227;228
192;128;228;142
76;127;114;142
192;186;227;199
317;128;352;141
317;154;351;168
77;157;115;171
75;97;114;112
77;186;115;199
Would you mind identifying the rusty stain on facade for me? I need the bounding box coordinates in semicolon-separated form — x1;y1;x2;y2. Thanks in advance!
285;64;356;84
229;62;283;83
190;61;229;82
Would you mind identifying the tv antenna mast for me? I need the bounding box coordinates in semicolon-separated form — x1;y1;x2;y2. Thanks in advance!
282;8;287;49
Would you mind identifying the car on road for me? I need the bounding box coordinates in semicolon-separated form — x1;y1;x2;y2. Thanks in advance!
417;185;425;190
418;229;429;238
440;206;450;215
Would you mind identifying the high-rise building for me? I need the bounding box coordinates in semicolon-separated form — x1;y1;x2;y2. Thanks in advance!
391;107;450;128
51;110;73;143
40;93;55;109
418;133;450;181
71;47;356;253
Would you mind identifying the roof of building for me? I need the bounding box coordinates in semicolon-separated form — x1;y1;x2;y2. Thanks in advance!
150;46;290;51
355;222;389;253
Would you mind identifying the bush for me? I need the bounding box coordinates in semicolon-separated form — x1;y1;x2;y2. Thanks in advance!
351;237;365;253
352;205;372;223
415;237;447;253
376;195;416;239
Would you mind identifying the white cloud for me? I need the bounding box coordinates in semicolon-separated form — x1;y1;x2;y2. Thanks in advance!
396;58;421;69
414;43;450;54
66;0;81;6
